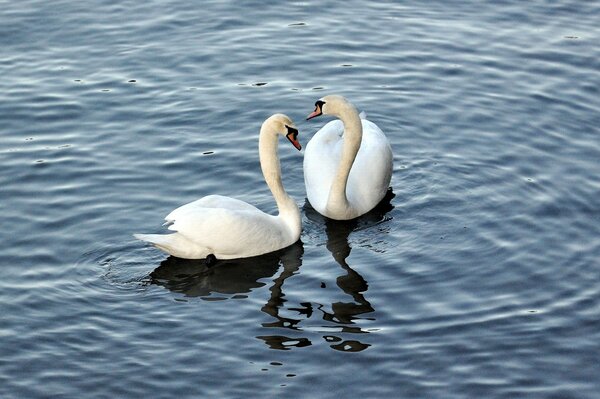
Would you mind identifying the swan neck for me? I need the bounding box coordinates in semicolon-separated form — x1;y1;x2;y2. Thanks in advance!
259;125;300;225
327;105;362;214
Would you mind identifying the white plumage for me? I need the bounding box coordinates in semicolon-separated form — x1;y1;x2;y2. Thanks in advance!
304;95;393;220
134;114;302;260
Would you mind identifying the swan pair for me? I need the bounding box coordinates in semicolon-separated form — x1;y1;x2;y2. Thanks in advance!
135;95;393;260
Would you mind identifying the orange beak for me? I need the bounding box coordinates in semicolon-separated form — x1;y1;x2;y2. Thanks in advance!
306;110;321;120
287;132;302;151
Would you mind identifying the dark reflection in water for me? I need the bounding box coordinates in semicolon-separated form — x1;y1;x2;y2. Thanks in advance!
150;190;394;352
260;190;394;352
257;237;309;351
300;189;395;352
149;242;303;300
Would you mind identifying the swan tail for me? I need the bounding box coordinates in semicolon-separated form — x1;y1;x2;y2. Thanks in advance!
134;233;170;250
134;233;168;245
133;232;178;251
133;233;207;259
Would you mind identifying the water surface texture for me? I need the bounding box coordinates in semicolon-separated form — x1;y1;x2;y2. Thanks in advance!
2;1;600;398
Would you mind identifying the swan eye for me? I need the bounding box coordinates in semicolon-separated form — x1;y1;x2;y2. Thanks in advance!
285;125;298;139
307;100;326;120
315;100;325;113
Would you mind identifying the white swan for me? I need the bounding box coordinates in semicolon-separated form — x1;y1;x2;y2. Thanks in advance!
304;95;393;220
134;114;302;260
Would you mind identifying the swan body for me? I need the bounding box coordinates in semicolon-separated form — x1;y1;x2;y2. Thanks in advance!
304;95;393;220
135;114;302;260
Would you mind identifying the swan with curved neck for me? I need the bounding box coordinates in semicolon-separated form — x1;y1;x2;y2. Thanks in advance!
304;95;393;220
135;114;302;260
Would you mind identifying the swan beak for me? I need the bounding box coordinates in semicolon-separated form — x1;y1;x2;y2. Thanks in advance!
285;126;302;151
306;110;321;120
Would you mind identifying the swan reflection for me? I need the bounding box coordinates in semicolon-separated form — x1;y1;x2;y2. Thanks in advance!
149;190;394;352
149;241;303;300
296;189;394;352
264;213;377;352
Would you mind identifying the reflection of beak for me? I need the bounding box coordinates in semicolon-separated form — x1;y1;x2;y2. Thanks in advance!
306;109;321;120
287;132;302;151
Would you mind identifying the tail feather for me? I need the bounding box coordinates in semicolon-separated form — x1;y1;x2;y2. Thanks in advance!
134;233;167;245
133;232;207;259
133;233;178;253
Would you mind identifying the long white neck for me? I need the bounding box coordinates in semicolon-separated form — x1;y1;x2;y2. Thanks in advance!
327;102;362;216
259;123;301;235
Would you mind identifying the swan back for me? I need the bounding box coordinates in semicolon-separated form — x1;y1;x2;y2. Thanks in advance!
304;96;393;220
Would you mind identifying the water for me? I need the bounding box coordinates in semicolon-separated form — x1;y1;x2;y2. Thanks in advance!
1;1;599;397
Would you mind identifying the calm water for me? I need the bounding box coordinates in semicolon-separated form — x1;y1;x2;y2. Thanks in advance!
2;1;600;397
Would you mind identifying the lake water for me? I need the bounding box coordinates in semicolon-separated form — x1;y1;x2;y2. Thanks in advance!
1;1;599;398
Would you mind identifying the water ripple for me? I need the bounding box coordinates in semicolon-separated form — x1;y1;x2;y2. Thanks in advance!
2;0;600;397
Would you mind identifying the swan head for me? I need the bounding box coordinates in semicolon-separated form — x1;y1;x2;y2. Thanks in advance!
306;95;351;120
264;113;301;151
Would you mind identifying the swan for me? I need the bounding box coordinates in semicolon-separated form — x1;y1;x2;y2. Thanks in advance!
134;114;302;260
304;95;393;220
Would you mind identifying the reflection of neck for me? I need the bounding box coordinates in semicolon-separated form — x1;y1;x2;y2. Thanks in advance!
325;220;355;266
259;124;300;237
327;104;362;215
325;220;373;317
261;244;304;329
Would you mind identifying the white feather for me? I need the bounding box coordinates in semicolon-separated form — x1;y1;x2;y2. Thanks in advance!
135;114;302;260
304;96;393;220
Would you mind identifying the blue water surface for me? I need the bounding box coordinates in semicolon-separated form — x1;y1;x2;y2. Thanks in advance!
1;1;599;398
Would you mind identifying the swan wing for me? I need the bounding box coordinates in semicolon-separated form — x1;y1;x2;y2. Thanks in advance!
346;119;393;213
304;119;345;213
165;195;260;224
167;206;290;259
